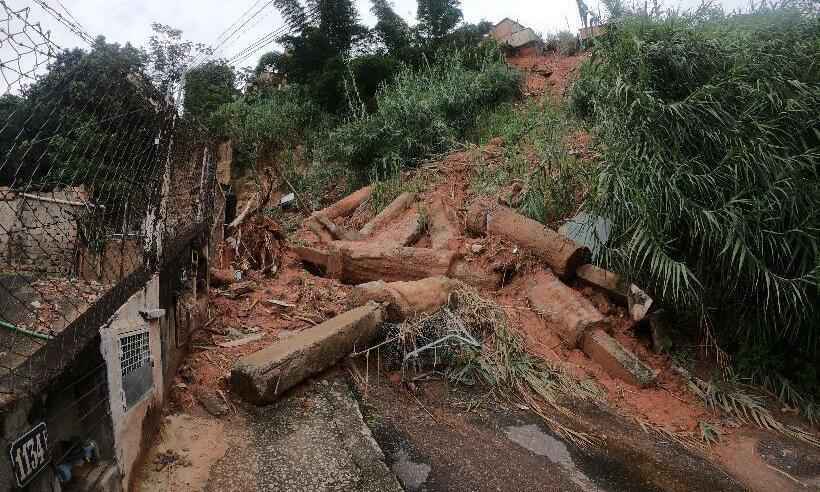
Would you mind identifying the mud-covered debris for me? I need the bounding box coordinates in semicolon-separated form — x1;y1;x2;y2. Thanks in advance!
153;450;192;471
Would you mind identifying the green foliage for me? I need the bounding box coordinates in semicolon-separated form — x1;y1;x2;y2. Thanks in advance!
371;0;412;53
184;61;238;122
210;85;328;166
470;100;593;226
550;30;580;56
327;47;520;176
148;23;209;95
416;0;463;39
571;9;820;354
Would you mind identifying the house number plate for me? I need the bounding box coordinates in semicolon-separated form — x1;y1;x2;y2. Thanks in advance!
9;422;49;488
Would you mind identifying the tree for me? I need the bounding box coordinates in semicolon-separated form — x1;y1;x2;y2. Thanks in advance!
184;61;238;123
147;23;210;97
416;0;463;39
371;0;412;53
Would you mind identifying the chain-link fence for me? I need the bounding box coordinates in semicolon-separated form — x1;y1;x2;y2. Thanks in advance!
0;0;215;397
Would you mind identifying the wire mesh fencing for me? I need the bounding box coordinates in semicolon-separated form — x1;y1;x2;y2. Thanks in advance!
0;0;216;397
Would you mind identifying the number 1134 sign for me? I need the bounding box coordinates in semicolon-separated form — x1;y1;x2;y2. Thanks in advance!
9;422;49;488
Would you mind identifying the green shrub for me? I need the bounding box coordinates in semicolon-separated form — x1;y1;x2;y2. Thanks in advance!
470;99;594;226
211;85;329;162
574;9;820;354
326;46;521;176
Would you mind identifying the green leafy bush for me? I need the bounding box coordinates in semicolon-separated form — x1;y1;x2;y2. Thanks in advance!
470;100;593;226
210;85;329;168
326;46;520;176
572;9;820;353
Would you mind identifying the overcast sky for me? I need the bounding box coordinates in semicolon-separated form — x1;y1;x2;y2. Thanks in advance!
11;0;752;70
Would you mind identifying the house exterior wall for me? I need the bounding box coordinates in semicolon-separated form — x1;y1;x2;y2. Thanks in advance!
491;18;524;42
100;275;164;491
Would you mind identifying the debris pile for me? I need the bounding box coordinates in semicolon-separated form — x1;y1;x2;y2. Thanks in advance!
221;153;659;417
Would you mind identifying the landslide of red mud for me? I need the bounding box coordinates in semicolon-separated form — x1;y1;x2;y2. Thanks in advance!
174;52;817;492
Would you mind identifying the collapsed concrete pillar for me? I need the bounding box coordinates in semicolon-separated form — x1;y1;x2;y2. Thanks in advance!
295;241;500;289
527;270;655;387
467;199;589;278
582;329;656;388
349;276;460;321
318;185;373;220
527;270;608;348
231;302;385;404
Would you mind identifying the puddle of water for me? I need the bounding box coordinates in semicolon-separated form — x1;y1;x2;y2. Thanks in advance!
391;448;431;491
504;424;603;492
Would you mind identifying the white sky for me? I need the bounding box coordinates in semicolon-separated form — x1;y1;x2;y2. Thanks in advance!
7;0;752;71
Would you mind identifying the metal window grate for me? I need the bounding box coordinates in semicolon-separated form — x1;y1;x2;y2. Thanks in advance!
119;332;149;378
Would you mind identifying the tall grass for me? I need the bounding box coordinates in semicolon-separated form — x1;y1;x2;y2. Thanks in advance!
326;46;521;178
570;8;820;397
470;99;593;226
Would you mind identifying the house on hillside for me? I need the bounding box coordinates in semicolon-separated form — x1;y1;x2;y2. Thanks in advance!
490;18;544;57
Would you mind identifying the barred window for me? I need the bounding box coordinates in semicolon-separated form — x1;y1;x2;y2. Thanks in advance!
119;330;153;408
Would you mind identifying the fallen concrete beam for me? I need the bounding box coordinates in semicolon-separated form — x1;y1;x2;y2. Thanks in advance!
349;276;460;321
428;196;460;250
582;329;656;388
576;264;654;322
318;185;373;220
527;271;655;387
467;199;589;278
527;270;608;348
231;302;385;404
314;214;362;242
306;217;335;243
360;192;416;237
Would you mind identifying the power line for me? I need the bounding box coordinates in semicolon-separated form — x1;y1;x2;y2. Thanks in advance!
187;0;268;69
225;7;320;66
188;0;280;72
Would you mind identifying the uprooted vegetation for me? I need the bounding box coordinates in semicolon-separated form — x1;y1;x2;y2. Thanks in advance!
570;5;820;420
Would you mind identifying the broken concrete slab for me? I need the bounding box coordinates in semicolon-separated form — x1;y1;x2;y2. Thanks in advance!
349;277;459;321
467;199;589;278
360;192;416;237
369;208;424;247
558;212;612;258
527;270;609;348
582;329;656;388
576;264;654;322
245;374;403;492
231;303;385;404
